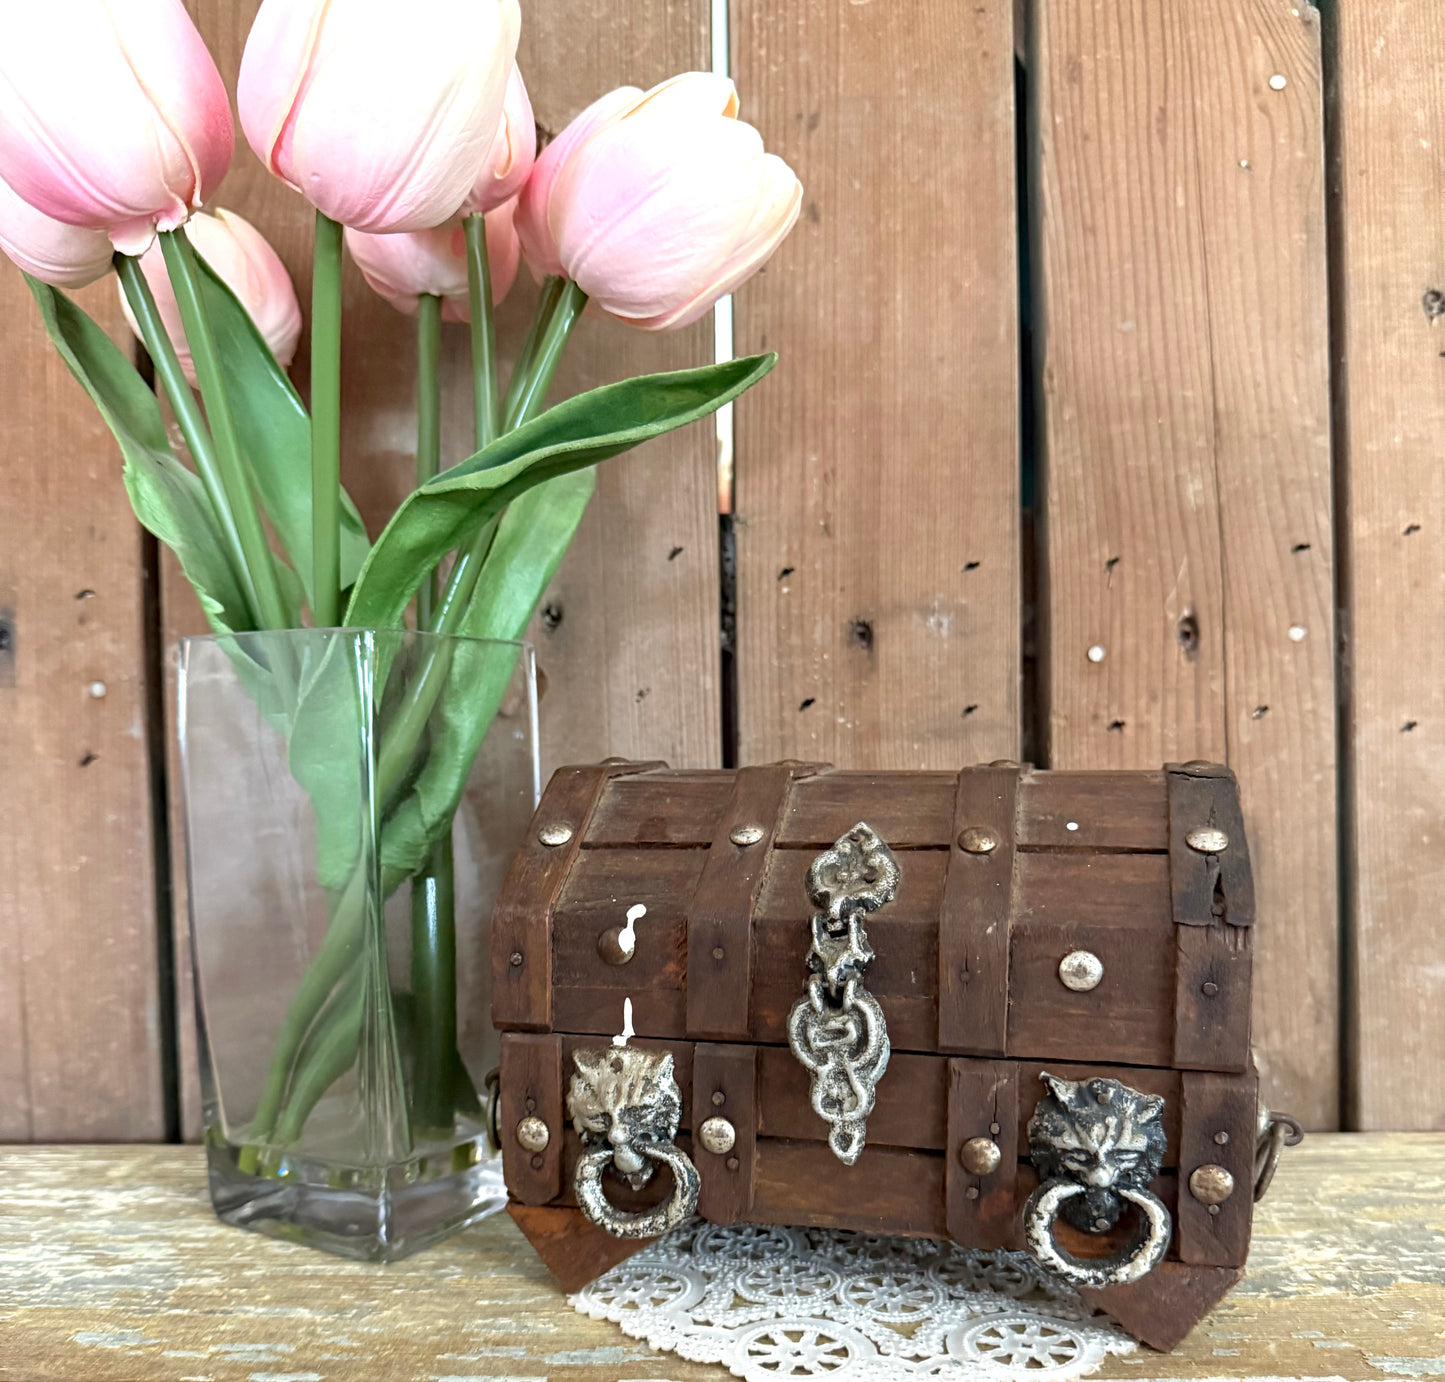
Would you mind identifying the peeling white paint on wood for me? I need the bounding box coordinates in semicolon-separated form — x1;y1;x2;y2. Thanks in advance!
2;1138;1444;1381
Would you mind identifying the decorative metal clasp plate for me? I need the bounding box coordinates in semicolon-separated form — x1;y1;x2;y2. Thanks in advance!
566;1046;700;1239
786;821;898;1165
1023;1072;1173;1287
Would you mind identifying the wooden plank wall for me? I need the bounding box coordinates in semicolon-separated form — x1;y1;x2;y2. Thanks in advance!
4;0;1445;1135
732;0;1021;769
1332;3;1445;1129
0;278;165;1140
1028;0;1336;1127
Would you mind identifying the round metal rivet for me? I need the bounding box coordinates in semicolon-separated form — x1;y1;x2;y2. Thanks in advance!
989;1122;1001;1136
538;822;574;847
515;1116;550;1153
698;1117;737;1155
958;826;999;855
726;1156;741;1172
964;1186;980;1200
1208;1203;1221;1216
1093;1217;1110;1231
712;1090;726;1107
712;946;726;961
1186;826;1229;854
509;951;524;968
960;1136;1003;1176
530;1153;544;1170
730;824;765;847
1058;950;1104;993
1214;1131;1230;1145
1202;980;1220;997
597;927;634;965
1189;1163;1236;1206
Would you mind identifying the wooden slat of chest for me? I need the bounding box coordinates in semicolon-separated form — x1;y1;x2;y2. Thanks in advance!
548;844;1181;1069
582;767;1174;854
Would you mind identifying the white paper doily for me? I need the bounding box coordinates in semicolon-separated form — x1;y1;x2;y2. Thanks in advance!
570;1219;1137;1382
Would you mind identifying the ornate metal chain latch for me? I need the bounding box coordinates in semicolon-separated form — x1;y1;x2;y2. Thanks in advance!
787;821;898;1165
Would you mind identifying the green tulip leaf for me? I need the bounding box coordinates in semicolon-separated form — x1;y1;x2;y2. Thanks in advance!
345;354;777;632
377;469;595;883
193;254;371;606
25;275;251;636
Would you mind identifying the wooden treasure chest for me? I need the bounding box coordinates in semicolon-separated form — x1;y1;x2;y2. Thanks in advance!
489;760;1300;1350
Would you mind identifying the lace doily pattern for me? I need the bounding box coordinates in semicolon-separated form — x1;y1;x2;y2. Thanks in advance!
569;1219;1137;1382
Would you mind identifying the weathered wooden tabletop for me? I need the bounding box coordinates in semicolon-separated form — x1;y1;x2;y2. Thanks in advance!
2;1135;1443;1382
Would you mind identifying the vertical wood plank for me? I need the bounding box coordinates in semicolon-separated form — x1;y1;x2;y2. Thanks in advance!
514;2;720;774
1177;1070;1258;1267
499;1033;564;1204
945;1059;1019;1249
1031;0;1336;1127
732;0;1020;769
685;764;817;1041
691;1043;757;1224
939;768;1018;1056
0;273;163;1139
1333;3;1445;1129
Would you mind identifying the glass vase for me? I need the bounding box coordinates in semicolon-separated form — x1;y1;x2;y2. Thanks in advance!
178;629;539;1261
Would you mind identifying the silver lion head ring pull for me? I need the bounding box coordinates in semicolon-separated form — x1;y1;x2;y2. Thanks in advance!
565;1046;700;1239
1023;1073;1173;1288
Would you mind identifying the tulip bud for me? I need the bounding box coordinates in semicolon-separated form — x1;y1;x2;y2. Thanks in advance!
239;0;522;234
119;210;303;383
0;0;233;256
345;201;521;322
462;66;536;216
0;177;114;289
515;73;801;331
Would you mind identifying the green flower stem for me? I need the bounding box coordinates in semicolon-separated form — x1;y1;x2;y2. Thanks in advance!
159;231;290;632
503;279;586;432
501;275;564;424
463;214;499;450
238;867;367;1171
415;292;443;629
311;211;345;628
410;289;459;1138
372;283;588;806
115;253;262;629
271;975;364;1145
409;832;457;1136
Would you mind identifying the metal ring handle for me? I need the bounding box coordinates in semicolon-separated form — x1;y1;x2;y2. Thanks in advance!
1024;1179;1172;1288
1254;1110;1304;1202
573;1140;701;1240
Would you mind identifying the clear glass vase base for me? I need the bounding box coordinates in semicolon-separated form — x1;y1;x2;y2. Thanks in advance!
205;1139;508;1263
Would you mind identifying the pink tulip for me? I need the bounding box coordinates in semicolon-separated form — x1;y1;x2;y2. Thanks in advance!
514;73;801;331
119;210;303;383
239;0;522;234
514;86;640;278
345;201;520;322
0;177;114;289
462;66;535;216
0;0;233;256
